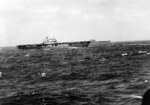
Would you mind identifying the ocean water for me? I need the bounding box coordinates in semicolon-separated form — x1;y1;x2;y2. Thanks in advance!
0;45;150;105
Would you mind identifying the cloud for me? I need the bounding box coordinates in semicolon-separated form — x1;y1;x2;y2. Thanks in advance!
0;16;9;46
1;0;150;46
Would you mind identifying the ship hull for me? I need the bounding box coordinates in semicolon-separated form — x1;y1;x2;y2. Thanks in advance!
17;41;91;50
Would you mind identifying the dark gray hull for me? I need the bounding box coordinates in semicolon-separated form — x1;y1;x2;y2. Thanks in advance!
17;41;91;50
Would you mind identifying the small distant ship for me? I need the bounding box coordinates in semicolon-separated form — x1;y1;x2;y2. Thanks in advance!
17;37;91;49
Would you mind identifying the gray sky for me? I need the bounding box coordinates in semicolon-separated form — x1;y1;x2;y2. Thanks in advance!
1;0;150;46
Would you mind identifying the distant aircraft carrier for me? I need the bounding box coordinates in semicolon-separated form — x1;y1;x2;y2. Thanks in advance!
17;37;92;49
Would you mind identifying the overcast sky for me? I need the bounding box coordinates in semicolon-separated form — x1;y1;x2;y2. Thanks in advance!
1;0;150;46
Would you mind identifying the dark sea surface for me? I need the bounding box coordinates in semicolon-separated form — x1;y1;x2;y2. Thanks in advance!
0;45;150;105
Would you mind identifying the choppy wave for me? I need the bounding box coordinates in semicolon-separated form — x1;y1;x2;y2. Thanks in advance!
0;45;150;105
